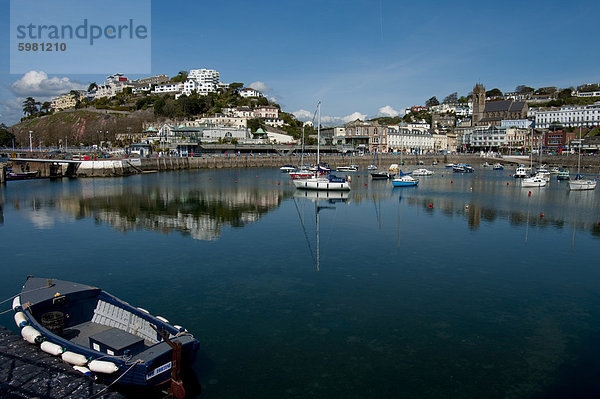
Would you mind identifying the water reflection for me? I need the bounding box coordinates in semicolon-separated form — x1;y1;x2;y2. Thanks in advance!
384;171;600;238
3;171;289;240
293;190;349;271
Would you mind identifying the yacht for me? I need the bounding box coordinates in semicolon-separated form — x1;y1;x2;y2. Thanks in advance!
522;174;547;188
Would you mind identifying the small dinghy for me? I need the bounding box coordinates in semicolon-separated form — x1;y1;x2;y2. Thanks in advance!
12;277;199;397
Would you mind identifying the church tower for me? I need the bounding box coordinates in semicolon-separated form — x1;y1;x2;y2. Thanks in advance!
472;83;485;126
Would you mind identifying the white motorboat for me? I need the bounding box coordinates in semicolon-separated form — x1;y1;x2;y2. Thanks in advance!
411;168;434;176
514;166;529;178
337;164;359;172
280;165;295;173
492;163;504;170
522;174;547;188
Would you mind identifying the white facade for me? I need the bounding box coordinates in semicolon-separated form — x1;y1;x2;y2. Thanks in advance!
239;88;263;98
264;118;285;127
387;126;434;153
199;115;248;128
152;82;184;94
534;102;600;128
471;127;507;148
430;102;472;116
574;90;600;97
91;73;134;99
222;107;254;118
51;93;78;110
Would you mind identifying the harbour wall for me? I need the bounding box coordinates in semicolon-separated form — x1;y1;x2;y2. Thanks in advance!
2;154;600;179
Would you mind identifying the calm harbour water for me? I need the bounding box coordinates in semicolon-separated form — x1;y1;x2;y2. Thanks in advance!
1;166;600;398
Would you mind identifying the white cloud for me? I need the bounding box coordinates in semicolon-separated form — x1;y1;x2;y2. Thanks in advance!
10;71;86;97
248;81;271;93
293;109;368;125
292;109;313;121
377;105;399;117
341;112;367;123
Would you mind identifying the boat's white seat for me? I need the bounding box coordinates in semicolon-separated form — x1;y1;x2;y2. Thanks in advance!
92;300;159;344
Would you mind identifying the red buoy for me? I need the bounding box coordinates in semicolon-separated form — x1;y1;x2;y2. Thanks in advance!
235;180;238;183
451;180;453;184
507;182;509;185
528;191;531;196
429;203;433;208
540;212;544;218
277;182;280;185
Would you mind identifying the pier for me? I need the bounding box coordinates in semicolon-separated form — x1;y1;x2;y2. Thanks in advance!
0;326;123;399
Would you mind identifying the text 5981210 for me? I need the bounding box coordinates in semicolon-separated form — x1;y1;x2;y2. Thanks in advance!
18;42;66;52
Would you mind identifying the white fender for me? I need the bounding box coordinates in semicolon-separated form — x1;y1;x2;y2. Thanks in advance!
137;307;149;314
73;366;93;377
21;325;41;344
12;296;21;310
62;351;88;366
174;325;187;333
89;360;119;374
156;316;169;323
40;341;64;356
14;312;28;328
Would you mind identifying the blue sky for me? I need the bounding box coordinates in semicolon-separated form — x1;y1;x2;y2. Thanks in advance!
1;0;599;125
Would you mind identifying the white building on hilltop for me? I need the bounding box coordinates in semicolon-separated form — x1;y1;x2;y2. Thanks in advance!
178;68;220;97
239;88;263;98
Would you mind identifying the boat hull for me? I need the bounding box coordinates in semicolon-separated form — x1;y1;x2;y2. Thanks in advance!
569;180;597;190
293;178;350;191
392;180;418;187
15;277;199;389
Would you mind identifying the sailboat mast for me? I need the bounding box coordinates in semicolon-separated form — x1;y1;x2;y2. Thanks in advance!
577;126;582;176
317;102;321;167
300;125;305;167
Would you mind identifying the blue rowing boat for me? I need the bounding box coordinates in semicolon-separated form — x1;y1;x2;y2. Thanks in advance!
12;277;198;397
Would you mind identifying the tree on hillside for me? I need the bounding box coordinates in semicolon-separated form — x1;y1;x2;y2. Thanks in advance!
40;101;52;114
515;85;534;94
229;82;244;92
486;88;503;98
557;88;573;100
458;96;469;103
442;92;458;104
0;123;16;146
23;97;40;116
425;96;439;107
88;82;98;92
534;87;557;95
171;71;188;83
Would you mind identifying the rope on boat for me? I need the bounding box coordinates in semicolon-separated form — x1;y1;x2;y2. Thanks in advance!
0;285;56;307
0;308;15;315
88;359;143;399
